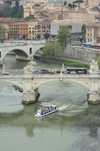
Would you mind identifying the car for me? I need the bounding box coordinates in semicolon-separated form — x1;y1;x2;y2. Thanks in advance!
70;71;76;75
2;71;9;75
41;69;54;74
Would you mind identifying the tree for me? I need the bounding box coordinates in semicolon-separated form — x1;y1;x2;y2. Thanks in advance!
19;5;24;18
37;34;41;40
5;1;12;5
54;42;64;59
0;24;5;43
68;3;73;9
73;0;84;8
64;1;67;5
57;25;71;46
22;34;26;39
2;3;11;17
10;6;18;18
42;43;54;60
42;41;64;60
0;9;3;17
16;0;19;8
82;24;86;34
44;33;50;40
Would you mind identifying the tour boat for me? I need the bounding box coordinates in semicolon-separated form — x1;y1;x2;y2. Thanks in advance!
35;105;59;117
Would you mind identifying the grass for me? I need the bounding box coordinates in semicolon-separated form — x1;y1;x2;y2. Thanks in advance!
34;56;90;68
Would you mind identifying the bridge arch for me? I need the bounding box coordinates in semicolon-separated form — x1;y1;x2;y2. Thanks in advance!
0;79;24;91
1;48;29;60
34;79;90;90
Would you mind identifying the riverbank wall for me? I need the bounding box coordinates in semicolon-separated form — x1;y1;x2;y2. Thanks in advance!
35;45;100;65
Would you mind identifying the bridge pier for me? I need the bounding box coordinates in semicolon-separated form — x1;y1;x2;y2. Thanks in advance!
16;55;33;61
0;60;3;66
88;91;100;104
22;88;40;105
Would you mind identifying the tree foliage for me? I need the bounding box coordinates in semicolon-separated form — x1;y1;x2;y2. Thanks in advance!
64;1;67;5
44;33;50;40
0;1;23;18
57;25;71;46
42;42;64;60
42;43;54;60
0;24;5;42
37;34;41;39
68;3;73;8
22;34;26;39
23;16;34;21
73;0;84;7
82;24;86;34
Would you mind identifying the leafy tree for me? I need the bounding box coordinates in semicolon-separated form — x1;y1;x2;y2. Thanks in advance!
57;25;71;46
2;3;11;17
0;9;3;17
64;1;67;5
42;43;54;60
19;5;24;18
37;34;41;39
10;6;18;18
68;3;73;9
23;16;34;21
82;24;86;34
73;2;77;8
44;33;50;40
54;42;64;59
92;7;99;11
16;0;19;8
5;1;12;5
34;4;40;7
42;42;64;60
73;0;84;8
22;34;26;39
0;24;5;43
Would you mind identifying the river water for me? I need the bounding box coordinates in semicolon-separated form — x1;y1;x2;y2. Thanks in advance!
0;55;100;151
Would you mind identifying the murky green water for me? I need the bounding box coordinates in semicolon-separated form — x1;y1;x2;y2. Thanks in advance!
0;55;100;151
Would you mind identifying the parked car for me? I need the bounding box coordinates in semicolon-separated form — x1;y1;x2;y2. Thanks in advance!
41;69;54;74
2;71;9;75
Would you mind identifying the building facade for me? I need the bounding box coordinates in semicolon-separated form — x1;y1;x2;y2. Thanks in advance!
86;23;100;45
51;20;81;36
8;22;29;40
49;10;95;24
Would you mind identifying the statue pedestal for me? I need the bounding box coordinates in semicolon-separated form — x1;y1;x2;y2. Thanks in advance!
22;88;40;104
88;91;100;104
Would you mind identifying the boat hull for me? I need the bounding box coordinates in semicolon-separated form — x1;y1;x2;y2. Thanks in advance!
35;108;59;117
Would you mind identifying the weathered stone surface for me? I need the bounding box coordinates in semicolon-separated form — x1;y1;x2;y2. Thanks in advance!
63;45;100;64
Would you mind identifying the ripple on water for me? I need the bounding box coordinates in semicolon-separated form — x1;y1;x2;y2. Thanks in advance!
0;82;23;113
37;81;88;117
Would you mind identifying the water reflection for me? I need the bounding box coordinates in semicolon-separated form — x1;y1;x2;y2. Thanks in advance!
0;55;100;151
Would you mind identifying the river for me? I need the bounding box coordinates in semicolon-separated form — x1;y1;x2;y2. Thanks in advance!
0;55;100;151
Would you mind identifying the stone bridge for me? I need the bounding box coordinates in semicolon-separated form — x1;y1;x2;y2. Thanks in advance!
0;60;100;105
1;40;100;66
0;40;45;65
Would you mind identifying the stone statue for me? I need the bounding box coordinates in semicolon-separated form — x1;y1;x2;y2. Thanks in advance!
90;60;99;74
23;60;36;76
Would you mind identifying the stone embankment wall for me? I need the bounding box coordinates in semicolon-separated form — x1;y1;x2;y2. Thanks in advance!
35;45;100;65
63;45;100;65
